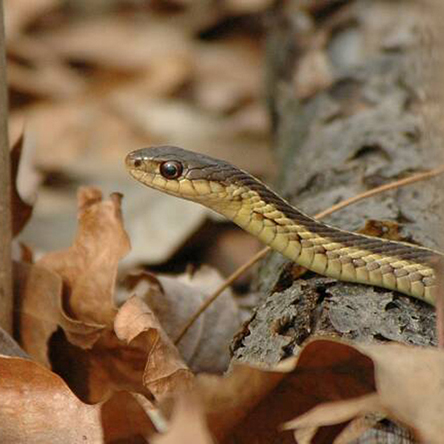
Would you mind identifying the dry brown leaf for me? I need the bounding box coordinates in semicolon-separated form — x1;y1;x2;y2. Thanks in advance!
195;360;289;442
4;0;60;39
10;133;34;236
120;266;242;373
193;40;262;114
360;343;444;444
189;339;375;443
115;296;194;399
35;17;193;71
13;266;204;404
12;239;34;263
37;187;130;325
7;10;271;264
0;355;156;443
10;101;148;174
80;266;239;402
14;261;104;366
284;395;381;444
152;394;214;444
0;355;103;443
110;94;272;177
224;0;274;15
8;59;87;99
49;326;154;404
283;341;444;444
100;391;158;443
357;219;404;241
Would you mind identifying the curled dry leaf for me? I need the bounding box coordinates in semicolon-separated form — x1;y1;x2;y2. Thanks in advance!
115;296;194;399
0;355;156;443
10;133;39;236
83;329;151;404
283;340;444;444
38;187;131;325
14;262;104;366
83;267;239;404
120;266;242;373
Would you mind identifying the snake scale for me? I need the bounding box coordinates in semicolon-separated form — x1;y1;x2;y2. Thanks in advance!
125;146;442;306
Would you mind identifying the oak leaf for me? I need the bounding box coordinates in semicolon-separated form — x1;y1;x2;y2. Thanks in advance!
38;187;130;325
115;296;194;399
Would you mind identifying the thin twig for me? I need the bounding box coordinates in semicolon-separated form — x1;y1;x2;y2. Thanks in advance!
174;166;444;345
174;248;270;344
315;166;444;219
0;0;12;333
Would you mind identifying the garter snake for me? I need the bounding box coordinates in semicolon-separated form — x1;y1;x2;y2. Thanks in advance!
125;146;442;306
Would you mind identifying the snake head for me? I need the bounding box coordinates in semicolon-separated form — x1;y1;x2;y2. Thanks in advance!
125;145;235;200
125;145;281;221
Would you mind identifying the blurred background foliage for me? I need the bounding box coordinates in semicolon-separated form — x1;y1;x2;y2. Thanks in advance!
6;0;275;278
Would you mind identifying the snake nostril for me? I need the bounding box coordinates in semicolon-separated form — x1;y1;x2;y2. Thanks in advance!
125;152;144;169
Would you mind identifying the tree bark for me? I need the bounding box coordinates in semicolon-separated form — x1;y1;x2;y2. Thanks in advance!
0;0;12;333
232;1;441;442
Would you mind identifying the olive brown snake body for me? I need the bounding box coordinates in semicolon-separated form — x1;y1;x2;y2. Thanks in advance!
126;146;442;306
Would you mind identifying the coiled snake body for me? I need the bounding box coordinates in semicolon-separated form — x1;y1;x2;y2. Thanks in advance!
126;146;442;306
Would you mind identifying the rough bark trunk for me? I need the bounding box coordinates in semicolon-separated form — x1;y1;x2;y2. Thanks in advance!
231;1;441;442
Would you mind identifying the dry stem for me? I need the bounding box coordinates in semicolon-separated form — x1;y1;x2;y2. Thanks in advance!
0;0;12;333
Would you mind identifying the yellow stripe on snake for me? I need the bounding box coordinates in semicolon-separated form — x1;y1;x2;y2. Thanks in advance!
125;146;442;306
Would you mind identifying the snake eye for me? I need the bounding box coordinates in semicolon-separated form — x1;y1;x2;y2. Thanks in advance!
160;160;183;179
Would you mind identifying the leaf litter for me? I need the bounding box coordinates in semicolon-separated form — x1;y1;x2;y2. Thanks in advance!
6;124;444;444
3;1;444;443
5;142;444;443
8;0;272;260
